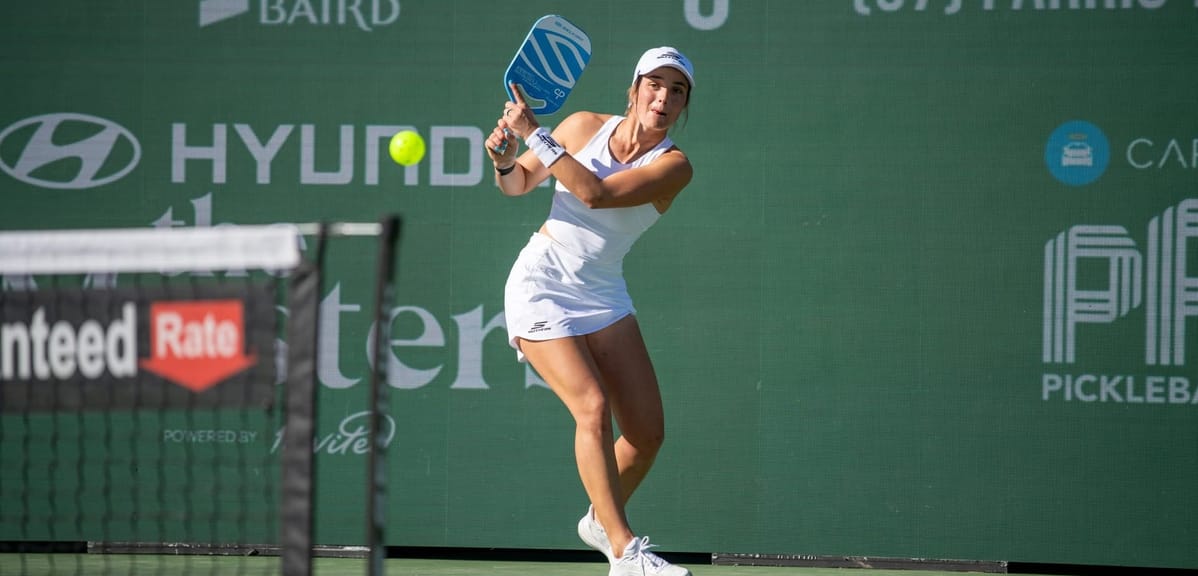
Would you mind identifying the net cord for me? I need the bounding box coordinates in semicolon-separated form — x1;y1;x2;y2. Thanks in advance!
0;225;303;275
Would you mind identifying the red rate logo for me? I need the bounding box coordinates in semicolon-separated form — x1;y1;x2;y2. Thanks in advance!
139;300;256;392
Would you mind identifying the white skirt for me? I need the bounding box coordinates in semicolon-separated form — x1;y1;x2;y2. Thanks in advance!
504;233;635;362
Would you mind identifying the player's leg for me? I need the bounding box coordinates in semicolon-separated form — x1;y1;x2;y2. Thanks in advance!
516;336;636;557
584;314;665;504
582;315;692;576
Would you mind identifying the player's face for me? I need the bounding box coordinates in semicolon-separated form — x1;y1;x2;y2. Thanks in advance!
634;67;690;130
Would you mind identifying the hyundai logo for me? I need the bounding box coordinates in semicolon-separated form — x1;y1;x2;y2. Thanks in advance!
0;113;141;190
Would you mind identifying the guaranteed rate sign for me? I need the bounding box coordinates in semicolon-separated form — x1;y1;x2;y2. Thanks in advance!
0;284;276;412
0;303;138;382
140;299;258;393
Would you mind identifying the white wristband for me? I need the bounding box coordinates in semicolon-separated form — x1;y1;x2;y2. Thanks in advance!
525;127;565;168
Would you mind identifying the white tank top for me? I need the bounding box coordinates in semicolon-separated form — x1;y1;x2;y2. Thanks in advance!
543;116;673;268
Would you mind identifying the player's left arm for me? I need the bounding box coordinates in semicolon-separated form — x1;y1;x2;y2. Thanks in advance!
550;143;692;211
497;85;692;210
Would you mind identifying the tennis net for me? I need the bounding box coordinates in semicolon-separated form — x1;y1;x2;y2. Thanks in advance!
0;221;398;576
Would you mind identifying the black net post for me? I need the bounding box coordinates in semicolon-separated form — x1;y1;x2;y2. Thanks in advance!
280;231;324;576
367;215;401;576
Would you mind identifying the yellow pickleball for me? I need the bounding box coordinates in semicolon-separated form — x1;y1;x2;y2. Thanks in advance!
388;130;426;166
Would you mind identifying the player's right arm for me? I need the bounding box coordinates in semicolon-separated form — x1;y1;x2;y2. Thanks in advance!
486;120;545;196
487;110;602;197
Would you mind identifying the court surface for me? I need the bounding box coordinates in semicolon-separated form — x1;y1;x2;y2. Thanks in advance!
0;554;1058;576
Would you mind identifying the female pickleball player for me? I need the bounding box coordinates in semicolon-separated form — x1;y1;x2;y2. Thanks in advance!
484;47;696;576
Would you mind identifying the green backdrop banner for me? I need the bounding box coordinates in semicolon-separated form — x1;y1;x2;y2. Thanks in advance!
2;1;1197;569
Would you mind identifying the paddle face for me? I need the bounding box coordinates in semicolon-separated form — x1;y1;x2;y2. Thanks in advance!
503;15;592;115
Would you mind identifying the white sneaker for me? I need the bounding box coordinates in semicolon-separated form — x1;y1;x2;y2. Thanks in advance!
577;505;614;562
609;536;691;576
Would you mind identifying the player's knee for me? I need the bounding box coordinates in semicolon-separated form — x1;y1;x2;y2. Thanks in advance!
571;389;611;433
627;421;665;456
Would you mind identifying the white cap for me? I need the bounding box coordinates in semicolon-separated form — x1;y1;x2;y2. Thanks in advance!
632;46;695;89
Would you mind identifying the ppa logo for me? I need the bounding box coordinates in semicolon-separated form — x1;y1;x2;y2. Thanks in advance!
140;300;257;392
1041;199;1198;405
0;113;141;190
1045;120;1110;186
